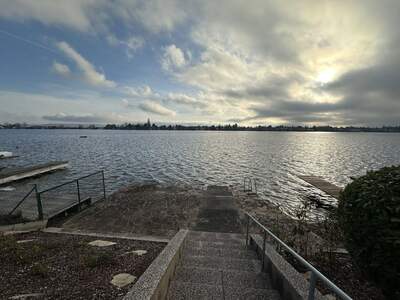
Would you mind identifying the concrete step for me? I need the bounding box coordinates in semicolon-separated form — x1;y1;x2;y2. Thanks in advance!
174;266;272;289
167;281;223;300
184;245;258;259
223;269;272;289
187;231;244;241
167;280;280;300
174;266;222;286
224;286;281;300
185;239;245;250
181;255;262;272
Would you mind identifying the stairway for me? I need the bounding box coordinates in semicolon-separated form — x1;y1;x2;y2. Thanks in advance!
167;231;281;300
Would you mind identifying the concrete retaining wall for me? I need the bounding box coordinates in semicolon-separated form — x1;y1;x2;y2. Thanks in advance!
124;229;188;300
250;234;324;300
0;220;48;232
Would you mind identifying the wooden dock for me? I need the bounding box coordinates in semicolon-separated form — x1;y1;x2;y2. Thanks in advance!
0;161;68;185
298;175;343;199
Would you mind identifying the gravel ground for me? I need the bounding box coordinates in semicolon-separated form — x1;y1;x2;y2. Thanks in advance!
62;184;204;238
0;231;165;299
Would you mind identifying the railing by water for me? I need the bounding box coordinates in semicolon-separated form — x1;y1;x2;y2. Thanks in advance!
8;170;106;220
245;212;352;300
244;177;258;193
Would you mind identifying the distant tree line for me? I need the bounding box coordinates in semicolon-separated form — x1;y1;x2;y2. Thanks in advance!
1;122;400;132
104;123;400;132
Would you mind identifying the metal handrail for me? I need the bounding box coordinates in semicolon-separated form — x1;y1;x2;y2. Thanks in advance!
245;212;352;300
38;170;104;194
8;184;37;216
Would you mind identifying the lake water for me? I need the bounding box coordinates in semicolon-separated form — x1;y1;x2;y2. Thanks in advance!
1;129;400;218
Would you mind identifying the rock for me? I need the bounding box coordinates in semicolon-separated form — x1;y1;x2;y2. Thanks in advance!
88;240;116;247
132;250;147;256
9;293;44;299
121;249;148;257
0;186;15;191
17;239;36;244
111;273;137;288
323;294;337;300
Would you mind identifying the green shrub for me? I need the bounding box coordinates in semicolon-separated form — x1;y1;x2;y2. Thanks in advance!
81;251;113;268
30;262;49;277
338;166;400;298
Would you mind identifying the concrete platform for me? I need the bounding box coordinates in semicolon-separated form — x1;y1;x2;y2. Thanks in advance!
193;185;242;233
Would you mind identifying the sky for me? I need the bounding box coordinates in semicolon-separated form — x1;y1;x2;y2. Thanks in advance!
0;0;399;126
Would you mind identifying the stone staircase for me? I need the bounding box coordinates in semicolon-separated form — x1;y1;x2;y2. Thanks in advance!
167;231;281;299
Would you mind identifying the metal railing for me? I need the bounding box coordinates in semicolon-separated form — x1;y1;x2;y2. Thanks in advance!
7;170;106;220
37;170;106;219
245;212;352;300
244;177;258;193
8;184;38;216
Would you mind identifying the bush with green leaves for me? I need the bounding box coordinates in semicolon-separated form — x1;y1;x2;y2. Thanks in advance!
338;166;400;298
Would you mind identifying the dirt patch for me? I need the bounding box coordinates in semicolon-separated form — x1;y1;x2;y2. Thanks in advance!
0;212;30;225
62;184;204;238
0;231;165;299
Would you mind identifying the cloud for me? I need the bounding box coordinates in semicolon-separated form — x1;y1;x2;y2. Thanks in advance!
107;35;145;58
0;0;187;34
52;61;71;77
161;44;187;71
114;0;188;34
0;0;101;32
42;112;115;123
57;41;116;88
125;85;157;98
166;92;207;109
138;101;176;116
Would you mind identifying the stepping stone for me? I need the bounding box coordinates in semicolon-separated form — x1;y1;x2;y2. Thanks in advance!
9;293;44;299
88;240;116;247
17;239;36;244
121;249;148;256
111;273;137;288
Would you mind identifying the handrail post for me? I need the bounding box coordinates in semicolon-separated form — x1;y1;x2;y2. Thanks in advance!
308;272;317;300
35;185;43;220
262;230;266;270
76;179;81;211
101;170;106;200
246;214;250;247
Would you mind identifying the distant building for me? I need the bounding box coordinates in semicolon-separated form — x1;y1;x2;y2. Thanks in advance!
146;118;151;128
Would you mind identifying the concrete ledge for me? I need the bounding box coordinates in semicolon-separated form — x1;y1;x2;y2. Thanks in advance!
0;219;48;232
124;229;188;300
42;228;170;243
250;234;324;300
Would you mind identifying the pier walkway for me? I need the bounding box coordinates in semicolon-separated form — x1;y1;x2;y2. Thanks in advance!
298;175;343;199
0;161;68;185
193;185;242;233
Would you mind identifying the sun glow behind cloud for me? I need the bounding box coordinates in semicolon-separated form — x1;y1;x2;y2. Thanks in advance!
0;0;399;126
